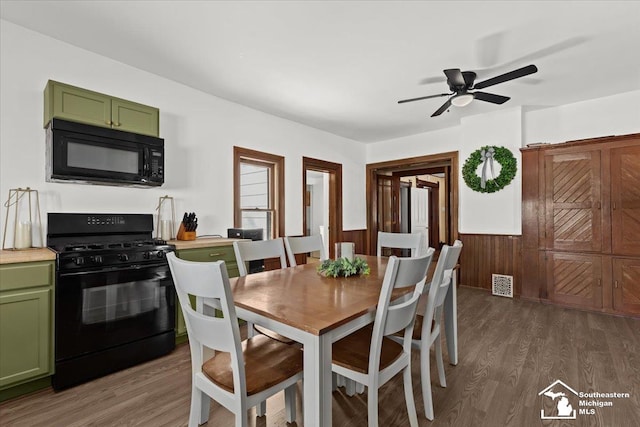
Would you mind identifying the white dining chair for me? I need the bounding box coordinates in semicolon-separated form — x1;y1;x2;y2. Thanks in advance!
391;239;463;420
284;234;327;267
331;252;433;427
166;253;303;427
233;238;288;277
377;231;425;257
232;238;293;343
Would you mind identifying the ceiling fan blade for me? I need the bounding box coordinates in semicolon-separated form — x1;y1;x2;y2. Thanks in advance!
473;64;538;89
444;69;465;87
431;98;452;117
398;93;450;104
473;91;510;104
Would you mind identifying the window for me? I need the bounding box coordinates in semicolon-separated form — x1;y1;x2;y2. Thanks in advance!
234;147;285;239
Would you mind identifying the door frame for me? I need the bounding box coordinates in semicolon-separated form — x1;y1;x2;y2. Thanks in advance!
302;157;342;259
366;151;459;255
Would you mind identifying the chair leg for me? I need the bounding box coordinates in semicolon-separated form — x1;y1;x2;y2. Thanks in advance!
403;365;419;427
284;384;296;423
189;388;209;427
421;343;434;421
356;382;365;394
345;378;356;396
367;386;379;427
247;321;255;338
256;400;266;417
435;334;447;388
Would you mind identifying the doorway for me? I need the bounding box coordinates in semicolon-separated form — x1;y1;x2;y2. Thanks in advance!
302;157;342;259
366;151;459;255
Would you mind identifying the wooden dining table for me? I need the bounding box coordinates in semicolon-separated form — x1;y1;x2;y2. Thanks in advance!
206;254;458;427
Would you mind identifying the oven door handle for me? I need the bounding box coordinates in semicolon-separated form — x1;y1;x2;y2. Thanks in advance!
59;263;170;277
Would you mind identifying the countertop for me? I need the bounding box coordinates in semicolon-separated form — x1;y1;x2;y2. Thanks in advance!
168;237;248;250
0;247;57;265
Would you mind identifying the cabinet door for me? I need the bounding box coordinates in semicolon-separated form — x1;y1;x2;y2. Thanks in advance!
46;81;112;129
612;258;640;316
611;145;640;256
0;289;51;388
547;252;602;309
111;98;159;136
545;151;602;252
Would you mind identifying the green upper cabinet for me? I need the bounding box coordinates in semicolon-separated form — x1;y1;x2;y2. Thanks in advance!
44;80;159;137
111;98;159;136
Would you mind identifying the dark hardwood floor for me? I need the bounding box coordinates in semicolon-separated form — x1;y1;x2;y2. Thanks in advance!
2;287;639;426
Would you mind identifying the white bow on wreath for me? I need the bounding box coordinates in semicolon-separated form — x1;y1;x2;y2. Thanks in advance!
480;147;495;189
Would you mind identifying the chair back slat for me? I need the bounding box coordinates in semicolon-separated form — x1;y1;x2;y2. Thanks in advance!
284;235;327;267
233;238;287;276
167;253;242;353
377;231;425;257
429;239;462;292
369;253;433;373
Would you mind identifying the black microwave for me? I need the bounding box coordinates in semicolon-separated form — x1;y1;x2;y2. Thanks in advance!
46;118;164;187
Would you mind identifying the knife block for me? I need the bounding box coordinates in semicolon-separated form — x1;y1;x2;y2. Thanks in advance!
176;223;196;241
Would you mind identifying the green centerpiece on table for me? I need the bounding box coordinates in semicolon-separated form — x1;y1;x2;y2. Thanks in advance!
317;257;370;278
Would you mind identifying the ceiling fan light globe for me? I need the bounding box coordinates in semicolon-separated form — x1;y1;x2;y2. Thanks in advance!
451;93;474;107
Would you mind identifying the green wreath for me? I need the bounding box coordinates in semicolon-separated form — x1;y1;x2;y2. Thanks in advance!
462;146;517;193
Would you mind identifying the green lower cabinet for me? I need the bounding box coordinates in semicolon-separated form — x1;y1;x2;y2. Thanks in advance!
0;261;54;399
0;289;51;388
174;245;239;342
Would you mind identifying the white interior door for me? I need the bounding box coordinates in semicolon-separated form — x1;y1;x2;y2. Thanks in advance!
411;187;429;251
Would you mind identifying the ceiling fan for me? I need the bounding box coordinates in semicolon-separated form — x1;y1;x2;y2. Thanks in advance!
398;64;538;117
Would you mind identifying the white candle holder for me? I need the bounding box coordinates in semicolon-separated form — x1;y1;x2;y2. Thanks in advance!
155;195;176;242
2;187;44;250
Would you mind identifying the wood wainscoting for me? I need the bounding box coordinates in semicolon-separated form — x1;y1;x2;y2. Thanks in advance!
458;233;522;295
342;229;367;255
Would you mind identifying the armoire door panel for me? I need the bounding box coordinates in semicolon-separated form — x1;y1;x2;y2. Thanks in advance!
611;145;640;256
547;252;602;309
545;151;602;252
613;258;640;316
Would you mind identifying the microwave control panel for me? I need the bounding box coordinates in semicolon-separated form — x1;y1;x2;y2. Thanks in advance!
149;149;164;179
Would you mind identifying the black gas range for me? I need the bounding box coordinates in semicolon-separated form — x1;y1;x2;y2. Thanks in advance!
48;213;176;390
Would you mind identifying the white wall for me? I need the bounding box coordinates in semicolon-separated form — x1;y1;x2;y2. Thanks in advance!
459;107;523;234
523;90;640;144
0;20;367;244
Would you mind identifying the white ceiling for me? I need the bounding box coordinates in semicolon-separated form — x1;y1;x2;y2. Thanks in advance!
1;1;639;143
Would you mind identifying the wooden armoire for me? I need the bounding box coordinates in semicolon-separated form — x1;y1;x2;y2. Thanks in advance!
521;133;640;317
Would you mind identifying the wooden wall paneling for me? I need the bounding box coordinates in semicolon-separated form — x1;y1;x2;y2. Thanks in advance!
342;229;367;255
520;249;539;300
613;258;640;316
602;255;613;311
521;133;640;317
458;234;521;293
611;145;640;256
521;148;540;250
544;150;602;253
547;252;603;309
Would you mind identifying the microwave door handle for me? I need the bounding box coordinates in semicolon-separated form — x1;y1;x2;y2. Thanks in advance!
143;147;149;177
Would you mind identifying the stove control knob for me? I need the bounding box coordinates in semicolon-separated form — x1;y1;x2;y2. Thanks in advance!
143;251;151;260
118;253;129;262
156;251;165;259
91;255;103;264
73;257;85;266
